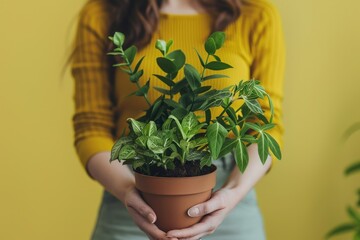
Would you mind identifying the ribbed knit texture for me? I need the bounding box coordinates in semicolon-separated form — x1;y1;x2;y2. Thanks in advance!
71;0;285;171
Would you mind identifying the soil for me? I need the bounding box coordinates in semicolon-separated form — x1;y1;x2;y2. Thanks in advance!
136;160;215;177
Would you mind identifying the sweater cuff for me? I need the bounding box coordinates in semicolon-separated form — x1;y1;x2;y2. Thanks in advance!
75;136;115;170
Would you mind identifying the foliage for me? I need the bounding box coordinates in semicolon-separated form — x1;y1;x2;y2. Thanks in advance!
326;122;360;239
107;31;282;176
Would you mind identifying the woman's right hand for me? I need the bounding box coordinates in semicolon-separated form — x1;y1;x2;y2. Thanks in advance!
87;152;177;240
123;185;178;240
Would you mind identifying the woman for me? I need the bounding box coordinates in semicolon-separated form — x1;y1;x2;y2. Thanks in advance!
70;0;285;239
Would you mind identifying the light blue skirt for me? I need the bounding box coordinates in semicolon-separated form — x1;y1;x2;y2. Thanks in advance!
91;153;266;240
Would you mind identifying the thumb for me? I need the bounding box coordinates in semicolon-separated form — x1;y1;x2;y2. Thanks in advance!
126;188;157;224
187;192;225;217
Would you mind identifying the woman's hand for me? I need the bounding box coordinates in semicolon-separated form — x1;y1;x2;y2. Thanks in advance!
123;185;178;240
166;144;272;239
87;152;177;240
166;188;239;240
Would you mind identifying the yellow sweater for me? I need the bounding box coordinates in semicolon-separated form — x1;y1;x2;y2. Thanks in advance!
71;0;285;170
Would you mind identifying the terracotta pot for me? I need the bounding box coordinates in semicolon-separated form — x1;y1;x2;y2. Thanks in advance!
134;166;217;232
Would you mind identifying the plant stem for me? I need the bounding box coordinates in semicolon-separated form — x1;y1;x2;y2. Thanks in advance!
200;54;210;80
121;49;152;107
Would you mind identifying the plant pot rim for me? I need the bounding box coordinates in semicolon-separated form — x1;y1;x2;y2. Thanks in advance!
133;164;217;179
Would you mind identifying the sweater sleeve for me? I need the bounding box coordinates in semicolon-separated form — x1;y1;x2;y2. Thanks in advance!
249;2;286;168
71;2;115;171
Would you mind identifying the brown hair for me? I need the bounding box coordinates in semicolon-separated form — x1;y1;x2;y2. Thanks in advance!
106;0;242;50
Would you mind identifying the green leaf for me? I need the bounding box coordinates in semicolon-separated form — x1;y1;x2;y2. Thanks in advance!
347;206;360;222
355;231;360;240
187;150;205;161
124;45;137;65
244;98;263;114
264;132;282;160
166;39;174;53
179;93;192;109
206;61;233;70
195;49;205;67
169;115;186;140
205;37;216;55
199;98;223;111
209;31;226;49
205;109;211;124
189;137;208;148
343;122;360;141
261;123;276;131
234;138;249;173
212;55;221;61
162;118;173;131
133;159;145;170
153;74;175;86
258;133;269;164
143;121;157;136
200;153;212;168
135;79;150;96
135;136;148;148
326;223;356;238
252;82;266;98
147;136;165;154
193;86;212;94
242;134;257;143
345;161;360;175
219;139;237;158
181;112;199;136
184;64;201;91
155;39;167;55
180;139;190;157
127;118;145;136
256;113;270;124
164;99;184;109
225;107;237;124
170;108;188;121
148;95;164;120
154;86;171;95
198;89;232;101
206;122;228;160
129;69;144;83
157;57;177;73
133;56;145;73
167;50;186;70
171;78;187;94
113;32;125;46
203;74;229;81
110;137;132;161
266;93;275;123
112;62;128;67
244;122;262;132
119;145;136;160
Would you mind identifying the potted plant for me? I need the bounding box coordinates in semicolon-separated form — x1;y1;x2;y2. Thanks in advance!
107;31;282;231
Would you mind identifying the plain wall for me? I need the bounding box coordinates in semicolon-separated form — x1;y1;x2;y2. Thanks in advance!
1;0;359;239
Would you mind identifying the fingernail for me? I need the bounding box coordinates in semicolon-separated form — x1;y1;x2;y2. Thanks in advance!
187;207;200;217
147;213;156;223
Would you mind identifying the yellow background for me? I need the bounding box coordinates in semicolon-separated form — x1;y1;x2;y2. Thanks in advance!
1;0;360;239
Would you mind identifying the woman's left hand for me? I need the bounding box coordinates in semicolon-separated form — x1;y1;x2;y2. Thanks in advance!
166;188;240;240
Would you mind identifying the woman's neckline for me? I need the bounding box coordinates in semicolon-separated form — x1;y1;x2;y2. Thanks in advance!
159;11;209;18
